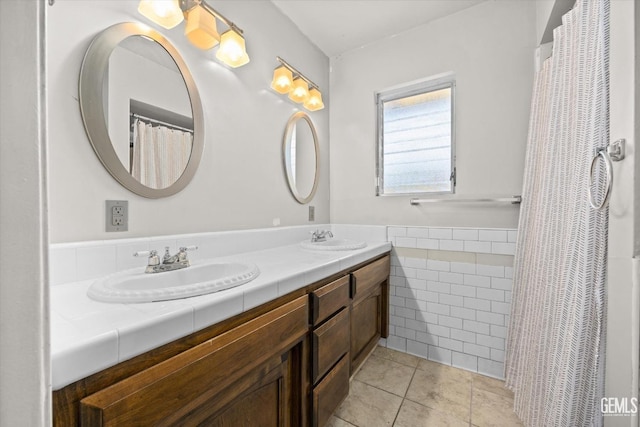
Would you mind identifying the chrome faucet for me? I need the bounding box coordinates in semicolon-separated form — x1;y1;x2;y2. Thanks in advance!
310;229;333;243
134;246;198;274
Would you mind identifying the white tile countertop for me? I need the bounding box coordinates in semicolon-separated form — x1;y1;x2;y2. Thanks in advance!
51;234;390;390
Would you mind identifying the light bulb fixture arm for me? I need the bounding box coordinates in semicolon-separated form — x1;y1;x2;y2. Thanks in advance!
276;56;319;91
180;0;244;34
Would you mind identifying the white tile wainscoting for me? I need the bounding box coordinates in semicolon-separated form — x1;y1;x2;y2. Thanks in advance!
49;223;517;382
382;226;517;379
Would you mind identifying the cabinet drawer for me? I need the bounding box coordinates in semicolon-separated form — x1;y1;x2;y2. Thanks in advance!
312;307;350;384
313;354;350;427
311;275;350;325
351;255;390;301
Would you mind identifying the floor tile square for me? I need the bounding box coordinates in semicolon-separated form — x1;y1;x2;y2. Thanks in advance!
354;354;416;397
471;373;514;399
394;399;469;427
326;415;357;427
374;346;422;368
471;388;522;427
417;358;473;382
405;365;471;422
329;346;524;427
334;380;403;427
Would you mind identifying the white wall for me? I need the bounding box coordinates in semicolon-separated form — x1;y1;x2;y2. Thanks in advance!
0;1;50;425
535;0;556;43
329;1;536;229
47;0;329;243
535;0;575;44
605;1;638;425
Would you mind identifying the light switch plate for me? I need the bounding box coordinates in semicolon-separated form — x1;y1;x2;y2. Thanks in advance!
106;200;128;232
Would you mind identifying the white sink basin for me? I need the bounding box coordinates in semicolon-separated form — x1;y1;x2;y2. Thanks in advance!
87;261;260;303
300;239;367;251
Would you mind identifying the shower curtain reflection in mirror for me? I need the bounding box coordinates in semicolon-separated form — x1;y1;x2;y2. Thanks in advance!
131;118;193;189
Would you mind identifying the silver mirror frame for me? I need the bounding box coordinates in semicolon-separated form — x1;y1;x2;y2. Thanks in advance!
282;112;320;204
79;22;204;198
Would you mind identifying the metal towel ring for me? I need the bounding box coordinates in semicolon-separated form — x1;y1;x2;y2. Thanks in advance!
588;148;613;211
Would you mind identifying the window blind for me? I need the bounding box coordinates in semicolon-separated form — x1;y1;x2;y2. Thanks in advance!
379;84;453;195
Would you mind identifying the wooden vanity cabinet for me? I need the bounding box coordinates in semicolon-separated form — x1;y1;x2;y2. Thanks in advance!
53;254;390;427
349;256;390;374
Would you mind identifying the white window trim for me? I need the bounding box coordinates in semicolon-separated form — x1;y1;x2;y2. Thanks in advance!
375;73;456;197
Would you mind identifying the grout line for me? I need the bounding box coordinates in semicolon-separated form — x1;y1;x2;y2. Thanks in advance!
402;365;418;400
391;364;418;426
469;377;474;427
353;377;408;400
333;414;356;427
359;347;491;426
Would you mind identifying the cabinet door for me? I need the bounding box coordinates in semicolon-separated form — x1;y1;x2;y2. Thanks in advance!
350;284;382;374
200;349;297;427
80;296;308;426
350;255;390;374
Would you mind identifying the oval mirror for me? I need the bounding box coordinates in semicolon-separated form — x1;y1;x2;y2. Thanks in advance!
282;112;319;204
79;22;204;198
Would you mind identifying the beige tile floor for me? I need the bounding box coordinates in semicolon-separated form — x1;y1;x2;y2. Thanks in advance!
328;346;524;427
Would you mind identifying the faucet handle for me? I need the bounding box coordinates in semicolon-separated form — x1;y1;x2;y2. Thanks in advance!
178;246;198;262
133;249;157;257
134;249;160;266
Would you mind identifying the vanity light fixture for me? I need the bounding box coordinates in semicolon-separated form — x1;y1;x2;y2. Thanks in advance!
304;88;324;112
184;5;219;50
289;77;310;103
271;57;324;111
137;0;250;68
138;0;184;30
271;66;293;94
216;27;250;68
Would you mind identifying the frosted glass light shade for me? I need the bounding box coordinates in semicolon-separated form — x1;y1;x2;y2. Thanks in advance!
185;6;220;50
288;78;309;103
304;88;324;111
271;66;293;94
138;0;184;29
216;29;250;68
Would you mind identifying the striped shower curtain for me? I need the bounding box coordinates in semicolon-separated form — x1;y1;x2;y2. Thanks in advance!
505;0;609;426
131;119;193;189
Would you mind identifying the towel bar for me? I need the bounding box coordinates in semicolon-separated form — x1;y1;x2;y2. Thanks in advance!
410;196;522;205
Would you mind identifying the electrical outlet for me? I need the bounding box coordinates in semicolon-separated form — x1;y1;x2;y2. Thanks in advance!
106;200;128;232
309;206;315;222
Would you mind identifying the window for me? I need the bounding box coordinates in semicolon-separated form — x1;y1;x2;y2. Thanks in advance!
376;76;455;195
